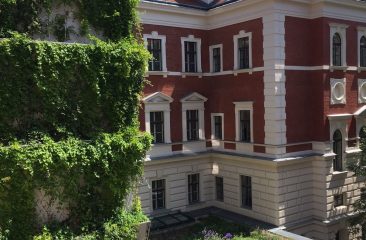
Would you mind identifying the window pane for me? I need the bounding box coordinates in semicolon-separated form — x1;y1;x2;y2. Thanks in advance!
150;112;164;144
216;177;224;201
148;38;163;71
333;130;342;171
361;36;366;67
188;174;200;204
213;116;222;140
239;110;251;142
333;33;342;66
212;47;221;72
241;175;252;209
152;179;165;210
187;110;199;141
238;37;249;69
334;194;343;207
185;41;197;72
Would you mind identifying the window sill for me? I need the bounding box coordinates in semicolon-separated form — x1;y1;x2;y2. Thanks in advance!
146;71;168;77
332;170;348;176
358;67;366;73
241;206;253;210
182;72;203;78
330;66;347;72
233;68;253;76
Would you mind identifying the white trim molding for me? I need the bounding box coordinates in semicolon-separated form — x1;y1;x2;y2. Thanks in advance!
329;23;348;69
330;78;346;105
209;44;223;73
233;101;253;143
358;78;366;104
233;30;252;71
143;92;173;144
181;35;202;74
181;92;208;142
143;31;168;74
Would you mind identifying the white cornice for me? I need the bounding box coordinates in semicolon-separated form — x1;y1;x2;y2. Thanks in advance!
139;0;366;30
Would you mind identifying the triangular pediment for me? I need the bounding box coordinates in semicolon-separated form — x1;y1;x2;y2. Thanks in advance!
143;92;173;103
180;92;207;103
355;105;366;117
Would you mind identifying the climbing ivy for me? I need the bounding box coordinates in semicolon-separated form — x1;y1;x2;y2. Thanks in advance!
0;1;151;237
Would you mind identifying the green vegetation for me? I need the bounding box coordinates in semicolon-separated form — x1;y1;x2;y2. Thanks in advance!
0;1;151;239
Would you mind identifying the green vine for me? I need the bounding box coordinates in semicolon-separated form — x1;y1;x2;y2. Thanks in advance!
0;18;150;239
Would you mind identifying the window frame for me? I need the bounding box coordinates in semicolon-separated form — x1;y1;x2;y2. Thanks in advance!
143;31;167;73
181;35;202;73
234;102;253;143
358;27;366;69
211;113;224;140
329;23;348;68
240;175;252;209
209;44;223;73
150;111;165;144
186;109;199;141
333;129;343;172
233;30;252;70
152;179;166;211
188;173;200;204
333;193;344;208
215;176;224;202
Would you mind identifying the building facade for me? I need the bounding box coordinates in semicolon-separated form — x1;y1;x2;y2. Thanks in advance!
137;0;366;239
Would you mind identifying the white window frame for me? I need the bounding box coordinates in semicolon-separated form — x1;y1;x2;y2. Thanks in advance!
143;31;167;73
181;35;202;73
329;23;348;68
330;78;346;105
209;44;223;73
358;26;366;70
181;92;207;142
234;101;253;142
233;30;252;70
143;92;173;144
211;113;224;140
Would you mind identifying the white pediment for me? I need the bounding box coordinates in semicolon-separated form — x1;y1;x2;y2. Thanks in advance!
180;92;207;103
143;92;173;104
354;105;366;117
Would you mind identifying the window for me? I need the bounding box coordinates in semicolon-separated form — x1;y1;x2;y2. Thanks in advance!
152;179;166;210
188;174;200;204
185;42;197;72
361;188;366;200
239;110;251;142
335;231;340;240
333;130;343;171
181;35;202;73
187;110;199;141
329;23;348;67
361;36;366;67
241;175;252;209
150;112;164;144
333;33;342;66
143;31;167;72
233;31;252;70
238;37;250;69
334;194;344;207
234;102;253;143
212;114;223;140
209;44;223;73
216;176;224;202
147;38;162;71
181;92;207;142
143;92;173;145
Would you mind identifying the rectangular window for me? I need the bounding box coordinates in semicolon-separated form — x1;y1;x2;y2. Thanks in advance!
212;47;221;72
361;188;366;200
185;41;197;72
187;110;199;141
188;174;200;204
334;194;344;207
238;37;250;69
216;176;224;202
213;115;223;140
147;38;162;71
241;175;252;209
152;179;165;210
239;110;251;142
150;111;164;144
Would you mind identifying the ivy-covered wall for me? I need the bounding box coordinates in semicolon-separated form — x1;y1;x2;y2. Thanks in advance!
0;1;151;239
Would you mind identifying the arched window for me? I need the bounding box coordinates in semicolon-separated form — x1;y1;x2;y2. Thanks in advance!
333;33;342;66
333;130;343;171
361;36;366;67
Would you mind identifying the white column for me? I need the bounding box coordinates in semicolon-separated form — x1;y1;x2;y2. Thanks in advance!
182;110;187;141
199;109;205;140
164;110;171;143
145;112;151;134
263;13;287;156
